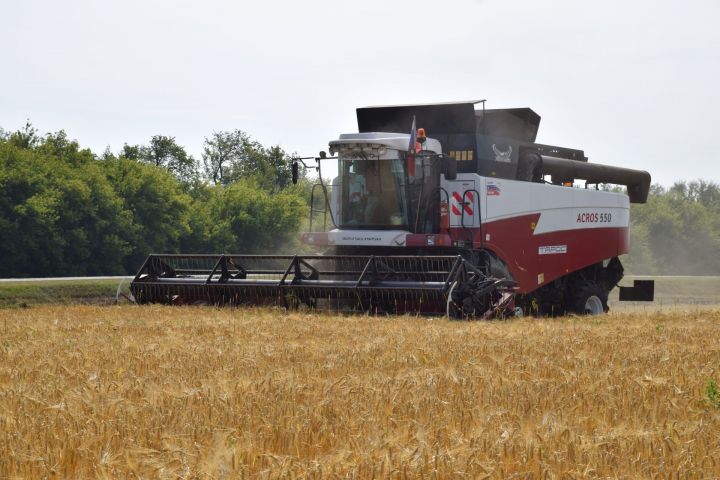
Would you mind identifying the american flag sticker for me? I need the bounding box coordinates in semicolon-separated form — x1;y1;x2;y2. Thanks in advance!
486;183;501;196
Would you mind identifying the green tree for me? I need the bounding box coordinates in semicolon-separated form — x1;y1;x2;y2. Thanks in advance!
265;145;294;190
202;130;248;185
0;121;324;275
202;129;300;190
119;143;142;161
180;181;215;253
101;156;192;272
8;120;39;149
138;135;198;184
0;134;134;276
199;179;306;253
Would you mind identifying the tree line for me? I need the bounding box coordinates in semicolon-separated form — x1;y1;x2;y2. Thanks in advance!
0;122;718;277
626;180;720;275
0;123;311;277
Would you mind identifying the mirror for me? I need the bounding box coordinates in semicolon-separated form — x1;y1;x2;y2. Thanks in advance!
444;156;457;180
291;161;299;184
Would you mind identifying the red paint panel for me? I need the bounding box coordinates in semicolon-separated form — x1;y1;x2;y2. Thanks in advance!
450;214;629;293
406;233;453;247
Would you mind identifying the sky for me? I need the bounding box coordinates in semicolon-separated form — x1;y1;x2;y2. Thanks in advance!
2;0;719;186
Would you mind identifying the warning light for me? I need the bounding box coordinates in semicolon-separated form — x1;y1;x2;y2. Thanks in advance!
417;128;426;144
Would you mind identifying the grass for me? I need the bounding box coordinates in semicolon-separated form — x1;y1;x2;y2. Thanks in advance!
1;275;718;310
707;379;720;409
0;278;125;308
610;275;720;309
1;305;719;477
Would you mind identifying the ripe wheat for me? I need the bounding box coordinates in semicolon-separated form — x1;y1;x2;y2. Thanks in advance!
0;305;719;478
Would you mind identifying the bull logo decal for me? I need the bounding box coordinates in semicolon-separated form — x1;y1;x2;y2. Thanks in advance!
492;144;512;163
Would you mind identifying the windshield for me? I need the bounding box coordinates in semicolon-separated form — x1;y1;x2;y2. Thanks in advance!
336;152;409;229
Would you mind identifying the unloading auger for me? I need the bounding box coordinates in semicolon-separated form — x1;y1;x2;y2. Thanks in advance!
131;100;654;317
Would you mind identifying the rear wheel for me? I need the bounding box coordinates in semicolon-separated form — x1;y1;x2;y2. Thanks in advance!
567;281;609;315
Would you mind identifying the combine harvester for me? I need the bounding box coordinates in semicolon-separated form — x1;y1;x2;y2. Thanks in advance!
130;101;654;317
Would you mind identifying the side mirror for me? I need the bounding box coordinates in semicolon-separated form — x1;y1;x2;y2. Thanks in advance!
291;161;299;184
444;156;457;180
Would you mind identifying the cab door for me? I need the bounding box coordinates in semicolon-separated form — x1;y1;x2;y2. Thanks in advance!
447;179;479;228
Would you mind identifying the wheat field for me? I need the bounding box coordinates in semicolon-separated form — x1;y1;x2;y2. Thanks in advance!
1;305;719;478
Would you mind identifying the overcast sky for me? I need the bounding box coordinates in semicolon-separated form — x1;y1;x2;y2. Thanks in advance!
2;0;718;185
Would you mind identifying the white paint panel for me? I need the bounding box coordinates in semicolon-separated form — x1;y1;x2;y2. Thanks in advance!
533;206;629;234
327;229;408;246
475;175;630;234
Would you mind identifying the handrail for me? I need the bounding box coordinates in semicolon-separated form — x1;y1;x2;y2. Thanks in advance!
309;183;327;232
309;182;339;232
460;189;482;248
420;186;451;239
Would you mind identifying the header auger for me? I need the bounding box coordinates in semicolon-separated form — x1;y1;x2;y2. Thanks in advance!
131;100;654;317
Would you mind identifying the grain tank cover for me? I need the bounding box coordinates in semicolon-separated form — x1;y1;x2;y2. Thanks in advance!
357;102;541;142
357;101;478;135
478;108;541;142
356;102;543;172
357;101;482;175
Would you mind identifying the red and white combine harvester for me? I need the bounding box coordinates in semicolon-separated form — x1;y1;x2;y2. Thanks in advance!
131;101;654;317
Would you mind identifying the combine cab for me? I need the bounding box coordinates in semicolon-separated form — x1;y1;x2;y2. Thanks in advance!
131;100;654;317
